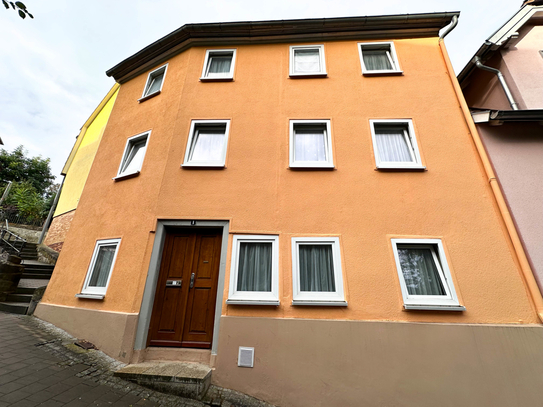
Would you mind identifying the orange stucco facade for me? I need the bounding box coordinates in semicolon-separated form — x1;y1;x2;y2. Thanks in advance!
42;37;537;324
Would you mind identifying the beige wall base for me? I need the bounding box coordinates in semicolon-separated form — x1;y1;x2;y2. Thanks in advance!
34;302;138;363
214;316;543;407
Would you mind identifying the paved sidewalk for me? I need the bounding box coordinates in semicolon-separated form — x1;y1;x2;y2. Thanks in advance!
0;312;205;407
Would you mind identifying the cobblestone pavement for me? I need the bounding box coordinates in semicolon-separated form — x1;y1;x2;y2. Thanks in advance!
0;312;206;407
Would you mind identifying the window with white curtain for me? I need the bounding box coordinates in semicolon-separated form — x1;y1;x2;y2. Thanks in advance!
289;45;327;77
291;237;346;305
201;49;236;80
391;239;465;311
141;64;168;99
183;120;231;167
80;239;120;298
227;235;279;305
115;132;150;179
370;119;424;169
358;42;401;74
289;120;334;168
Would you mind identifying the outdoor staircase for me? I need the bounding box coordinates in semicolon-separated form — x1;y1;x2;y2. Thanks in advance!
0;245;54;315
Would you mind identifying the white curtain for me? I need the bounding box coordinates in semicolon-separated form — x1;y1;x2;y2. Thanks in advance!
398;247;446;296
189;128;225;161
237;242;272;292
295;128;326;161
294;49;320;73
363;50;392;71
120;139;146;174
146;72;164;95
89;245;116;287
375;128;413;162
299;245;335;292
208;56;232;75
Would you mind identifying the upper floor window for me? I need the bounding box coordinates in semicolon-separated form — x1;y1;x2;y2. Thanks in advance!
201;49;236;80
289;120;334;169
114;132;150;180
289;45;327;77
182;120;230;167
369;119;424;170
358;42;401;75
140;64;168;101
391;239;464;311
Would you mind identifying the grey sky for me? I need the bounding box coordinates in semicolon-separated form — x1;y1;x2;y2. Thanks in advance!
0;0;522;181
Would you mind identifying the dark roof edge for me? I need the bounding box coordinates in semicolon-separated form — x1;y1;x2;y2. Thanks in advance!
107;12;459;83
490;109;543;121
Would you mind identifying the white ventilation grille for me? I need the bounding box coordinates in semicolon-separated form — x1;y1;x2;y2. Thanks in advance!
238;347;254;368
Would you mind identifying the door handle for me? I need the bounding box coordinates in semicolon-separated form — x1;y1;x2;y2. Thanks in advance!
190;273;195;289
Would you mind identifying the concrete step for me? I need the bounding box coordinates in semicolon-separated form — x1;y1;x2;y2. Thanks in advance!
22;268;54;275
115;362;212;401
6;293;32;303
15;287;36;295
0;302;29;315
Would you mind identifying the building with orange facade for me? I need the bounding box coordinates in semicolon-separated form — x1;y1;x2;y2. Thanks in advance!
35;12;543;406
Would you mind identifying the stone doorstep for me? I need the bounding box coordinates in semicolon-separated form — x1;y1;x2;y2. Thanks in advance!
115;361;212;401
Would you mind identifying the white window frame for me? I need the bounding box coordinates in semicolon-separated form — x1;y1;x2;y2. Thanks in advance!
391;238;465;311
226;235;279;306
289;120;334;169
358;42;402;75
291;237;346;306
140;64;168;100
114;131;150;180
200;49;237;81
289;45;327;77
369;119;424;170
182;120;231;167
79;238;121;298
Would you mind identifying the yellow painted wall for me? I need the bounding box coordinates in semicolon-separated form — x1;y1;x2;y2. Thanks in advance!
54;89;119;216
42;38;538;325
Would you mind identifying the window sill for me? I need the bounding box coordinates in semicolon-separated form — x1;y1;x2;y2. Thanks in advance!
226;299;280;306
362;70;403;76
113;171;140;181
200;77;234;82
75;293;105;300
289;164;335;170
292;300;348;307
376;165;426;171
181;163;226;169
403;304;466;311
289;73;328;79
138;90;161;103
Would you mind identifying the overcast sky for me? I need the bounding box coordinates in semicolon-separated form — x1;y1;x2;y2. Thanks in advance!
0;0;522;181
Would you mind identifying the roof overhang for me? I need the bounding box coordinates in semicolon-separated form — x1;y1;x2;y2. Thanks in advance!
472;109;543;125
458;5;543;85
107;12;459;83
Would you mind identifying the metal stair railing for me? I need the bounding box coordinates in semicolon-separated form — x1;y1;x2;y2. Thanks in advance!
0;222;27;255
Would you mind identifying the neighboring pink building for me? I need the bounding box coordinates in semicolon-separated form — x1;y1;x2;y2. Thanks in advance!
458;0;543;293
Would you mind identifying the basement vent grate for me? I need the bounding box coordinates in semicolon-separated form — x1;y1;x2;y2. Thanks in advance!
238;346;254;368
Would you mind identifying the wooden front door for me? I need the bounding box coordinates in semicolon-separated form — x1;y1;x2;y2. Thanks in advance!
148;228;222;348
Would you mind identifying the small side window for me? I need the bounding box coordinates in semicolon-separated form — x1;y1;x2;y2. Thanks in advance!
78;239;121;298
289;45;327;77
201;49;236;80
226;235;280;305
391;238;465;311
182;120;231;167
289;120;334;169
358;42;402;75
370;119;424;170
114;132;149;180
140;64;168;101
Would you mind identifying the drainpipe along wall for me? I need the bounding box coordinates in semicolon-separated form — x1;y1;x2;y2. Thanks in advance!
438;39;543;322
